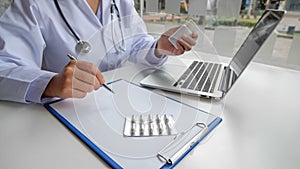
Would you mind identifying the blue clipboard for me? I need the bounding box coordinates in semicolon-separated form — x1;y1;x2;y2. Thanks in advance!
44;79;222;169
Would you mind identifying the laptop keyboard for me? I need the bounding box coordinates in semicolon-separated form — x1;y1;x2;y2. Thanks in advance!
173;61;222;93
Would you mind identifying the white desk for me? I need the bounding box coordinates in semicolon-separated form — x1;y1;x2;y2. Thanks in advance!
1;55;300;169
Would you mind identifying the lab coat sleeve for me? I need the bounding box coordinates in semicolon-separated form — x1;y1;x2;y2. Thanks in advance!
128;33;168;67
0;0;55;103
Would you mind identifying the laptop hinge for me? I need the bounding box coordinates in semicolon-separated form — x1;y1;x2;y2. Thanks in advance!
218;66;231;94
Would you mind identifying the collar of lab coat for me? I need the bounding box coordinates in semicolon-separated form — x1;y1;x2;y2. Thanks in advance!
75;0;118;29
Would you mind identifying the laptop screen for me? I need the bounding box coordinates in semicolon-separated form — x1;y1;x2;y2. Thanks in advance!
225;10;285;92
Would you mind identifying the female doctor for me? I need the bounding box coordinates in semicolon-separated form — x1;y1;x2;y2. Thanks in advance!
0;0;197;103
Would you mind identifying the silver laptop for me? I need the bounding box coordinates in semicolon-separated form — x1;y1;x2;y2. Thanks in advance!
140;10;286;99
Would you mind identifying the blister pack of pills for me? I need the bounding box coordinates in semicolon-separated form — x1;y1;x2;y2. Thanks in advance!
123;114;178;137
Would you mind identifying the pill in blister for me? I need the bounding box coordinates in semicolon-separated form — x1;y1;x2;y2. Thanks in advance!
123;114;177;137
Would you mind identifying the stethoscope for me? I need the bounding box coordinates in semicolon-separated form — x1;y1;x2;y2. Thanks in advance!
54;0;126;54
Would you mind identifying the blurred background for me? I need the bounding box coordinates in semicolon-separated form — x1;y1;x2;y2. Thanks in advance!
1;0;300;70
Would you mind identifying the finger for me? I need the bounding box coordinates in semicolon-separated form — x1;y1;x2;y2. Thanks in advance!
61;85;88;98
73;78;95;93
59;87;86;99
96;69;105;84
63;60;76;75
75;61;98;75
58;62;76;97
71;89;87;98
94;71;101;90
177;37;192;51
94;78;101;90
191;32;198;40
175;42;185;55
67;60;77;67
182;34;197;46
74;66;98;85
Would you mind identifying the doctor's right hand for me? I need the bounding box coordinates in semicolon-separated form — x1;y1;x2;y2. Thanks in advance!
43;60;105;98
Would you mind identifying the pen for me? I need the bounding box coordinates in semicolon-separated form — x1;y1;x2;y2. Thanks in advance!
67;54;115;94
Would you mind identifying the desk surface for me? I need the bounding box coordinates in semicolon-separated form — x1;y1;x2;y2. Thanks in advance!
1;55;300;169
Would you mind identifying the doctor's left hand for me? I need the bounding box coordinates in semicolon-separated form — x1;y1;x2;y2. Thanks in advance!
155;26;198;57
43;60;104;99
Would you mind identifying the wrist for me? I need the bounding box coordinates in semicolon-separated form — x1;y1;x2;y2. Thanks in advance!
42;75;58;98
155;38;164;58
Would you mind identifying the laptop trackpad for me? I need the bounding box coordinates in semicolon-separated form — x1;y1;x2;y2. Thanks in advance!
141;64;187;87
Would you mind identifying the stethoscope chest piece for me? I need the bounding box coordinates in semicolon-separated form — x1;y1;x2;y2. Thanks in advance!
76;41;91;54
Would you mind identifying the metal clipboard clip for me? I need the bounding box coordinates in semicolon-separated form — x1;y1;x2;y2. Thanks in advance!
157;123;208;165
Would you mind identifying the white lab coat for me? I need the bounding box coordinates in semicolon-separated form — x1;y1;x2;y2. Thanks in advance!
0;0;167;103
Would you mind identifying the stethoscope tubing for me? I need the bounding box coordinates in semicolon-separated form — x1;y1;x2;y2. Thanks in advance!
54;0;126;54
110;0;126;53
54;0;81;42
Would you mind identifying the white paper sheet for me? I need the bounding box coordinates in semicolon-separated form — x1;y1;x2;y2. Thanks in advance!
49;80;218;168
